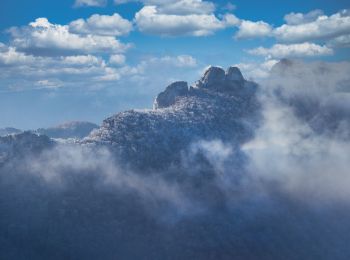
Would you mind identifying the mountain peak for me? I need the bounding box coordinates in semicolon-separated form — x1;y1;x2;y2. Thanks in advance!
195;66;225;89
195;65;246;92
85;65;260;170
153;81;189;109
226;66;244;82
152;66;255;110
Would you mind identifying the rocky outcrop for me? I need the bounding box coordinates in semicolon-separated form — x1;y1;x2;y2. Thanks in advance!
153;81;189;109
194;66;247;93
153;66;257;111
84;66;260;170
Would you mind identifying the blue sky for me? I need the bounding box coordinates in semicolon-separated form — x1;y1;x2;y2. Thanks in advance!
0;0;349;129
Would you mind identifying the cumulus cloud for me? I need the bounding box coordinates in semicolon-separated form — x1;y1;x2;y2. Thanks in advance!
0;42;198;94
223;2;236;12
134;5;233;36
0;46;36;65
247;42;333;59
149;0;215;15
274;9;350;42
234;59;279;80
0;45;120;90
123;0;239;36
155;55;197;67
235;20;272;39
8;18;130;56
116;0;215;15
69;13;133;36
74;0;107;7
109;54;126;65
120;54;198;89
327;34;350;48
283;9;324;25
232;9;350;54
62;54;103;66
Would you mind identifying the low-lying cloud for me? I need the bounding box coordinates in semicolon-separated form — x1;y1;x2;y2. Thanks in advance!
1;59;350;259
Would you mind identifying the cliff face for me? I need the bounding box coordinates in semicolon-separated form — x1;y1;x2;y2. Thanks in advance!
84;66;260;169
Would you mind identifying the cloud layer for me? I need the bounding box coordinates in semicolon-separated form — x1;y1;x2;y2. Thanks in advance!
69;13;133;36
1;60;350;259
248;42;333;59
134;5;237;36
9;18;130;56
74;0;107;7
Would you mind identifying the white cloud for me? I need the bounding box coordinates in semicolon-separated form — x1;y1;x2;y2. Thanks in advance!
222;14;240;27
327;34;350;48
151;0;215;15
69;13;133;36
35;79;63;89
0;42;198;95
274;9;350;42
248;42;333;59
235;59;279;80
243;60;350;202
62;55;104;66
134;5;233;36
115;0;215;15
0;45;120;90
74;0;107;7
230;9;350;51
9;18;130;56
0;46;36;65
235;20;272;39
156;55;197;67
108;54;199;97
109;54;126;65
223;2;236;12
284;9;324;25
117;0;237;36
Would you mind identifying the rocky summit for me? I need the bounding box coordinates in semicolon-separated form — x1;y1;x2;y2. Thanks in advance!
84;66;260;169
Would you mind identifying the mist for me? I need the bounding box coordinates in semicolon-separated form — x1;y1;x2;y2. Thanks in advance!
1;60;350;259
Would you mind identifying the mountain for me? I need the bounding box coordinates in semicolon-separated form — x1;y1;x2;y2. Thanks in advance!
36;121;99;139
0;131;53;165
1;63;350;260
0;127;22;137
84;66;260;169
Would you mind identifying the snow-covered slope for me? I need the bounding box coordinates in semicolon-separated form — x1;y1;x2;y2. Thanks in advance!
84;66;260;169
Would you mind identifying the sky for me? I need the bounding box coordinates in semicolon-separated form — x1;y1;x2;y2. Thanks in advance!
0;0;349;129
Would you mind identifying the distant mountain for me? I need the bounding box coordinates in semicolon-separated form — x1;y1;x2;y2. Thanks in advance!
84;66;260;169
36;121;99;139
0;127;22;137
0;131;53;165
